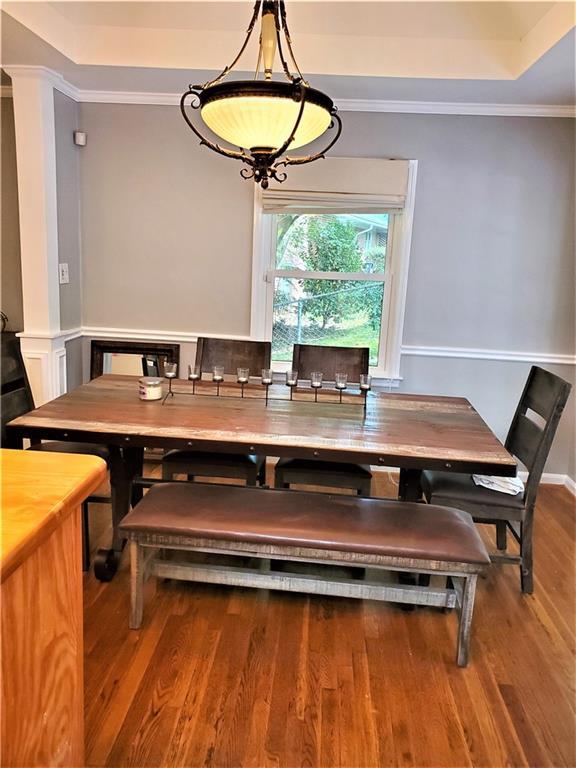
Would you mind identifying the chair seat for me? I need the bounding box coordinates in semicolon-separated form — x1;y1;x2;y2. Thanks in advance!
28;441;110;464
421;470;525;510
163;449;262;468
276;457;372;477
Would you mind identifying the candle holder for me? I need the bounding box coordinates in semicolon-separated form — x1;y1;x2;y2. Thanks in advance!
285;370;298;401
261;368;273;406
188;364;201;394
335;372;348;403
360;374;372;412
212;365;224;396
310;371;323;402
237;367;250;398
162;362;178;404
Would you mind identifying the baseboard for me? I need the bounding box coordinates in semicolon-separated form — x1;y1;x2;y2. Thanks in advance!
564;475;576;496
372;466;576;496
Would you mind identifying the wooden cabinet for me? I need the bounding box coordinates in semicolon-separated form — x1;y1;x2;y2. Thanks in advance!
1;449;107;767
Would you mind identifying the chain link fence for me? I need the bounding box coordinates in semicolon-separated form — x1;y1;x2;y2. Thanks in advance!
272;282;383;364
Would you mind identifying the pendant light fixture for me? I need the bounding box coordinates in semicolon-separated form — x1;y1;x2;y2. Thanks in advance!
180;0;342;189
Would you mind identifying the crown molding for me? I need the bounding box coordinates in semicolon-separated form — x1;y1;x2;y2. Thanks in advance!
3;67;573;117
76;90;575;118
2;65;79;101
336;99;576;119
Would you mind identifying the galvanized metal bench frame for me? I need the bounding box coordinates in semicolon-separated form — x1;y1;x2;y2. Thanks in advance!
126;530;484;667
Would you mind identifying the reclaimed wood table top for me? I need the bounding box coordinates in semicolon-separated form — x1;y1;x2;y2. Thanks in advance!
0;449;107;582
7;374;516;476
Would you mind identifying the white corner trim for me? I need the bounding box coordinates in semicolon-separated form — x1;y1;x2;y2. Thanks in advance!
336;99;576;119
401;345;576;366
565;475;576;496
8;69;570;118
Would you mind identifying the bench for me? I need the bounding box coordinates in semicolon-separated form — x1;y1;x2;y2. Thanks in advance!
119;483;490;666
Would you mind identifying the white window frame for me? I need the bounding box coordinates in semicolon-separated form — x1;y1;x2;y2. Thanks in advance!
250;160;418;381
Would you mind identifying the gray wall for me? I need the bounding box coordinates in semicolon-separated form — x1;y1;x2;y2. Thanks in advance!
79;103;254;334
1;94;23;331
76;105;575;477
55;90;82;330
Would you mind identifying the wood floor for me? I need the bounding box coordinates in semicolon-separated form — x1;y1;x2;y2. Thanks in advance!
83;465;575;768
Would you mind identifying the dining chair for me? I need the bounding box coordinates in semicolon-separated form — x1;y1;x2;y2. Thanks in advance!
420;366;571;593
161;337;272;485
141;355;160;377
1;332;111;571
274;344;373;496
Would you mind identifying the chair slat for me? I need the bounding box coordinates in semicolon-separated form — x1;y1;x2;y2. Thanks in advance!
507;412;542;472
292;344;369;384
196;338;271;376
521;366;570;421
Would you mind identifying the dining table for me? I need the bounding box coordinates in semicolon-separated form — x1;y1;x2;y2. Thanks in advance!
6;374;517;581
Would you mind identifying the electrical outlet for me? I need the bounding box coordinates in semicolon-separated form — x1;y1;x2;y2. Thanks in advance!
59;263;70;284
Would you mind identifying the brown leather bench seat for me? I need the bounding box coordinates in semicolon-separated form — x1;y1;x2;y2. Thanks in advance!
121;483;489;566
120;483;490;666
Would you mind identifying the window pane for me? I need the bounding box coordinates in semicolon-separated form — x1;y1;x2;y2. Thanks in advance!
275;213;389;273
272;278;384;366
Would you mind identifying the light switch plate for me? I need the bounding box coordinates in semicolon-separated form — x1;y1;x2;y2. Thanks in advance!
59;263;70;284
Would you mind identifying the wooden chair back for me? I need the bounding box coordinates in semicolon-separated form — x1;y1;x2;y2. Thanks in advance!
292;344;370;384
195;338;272;376
505;366;571;505
1;332;35;445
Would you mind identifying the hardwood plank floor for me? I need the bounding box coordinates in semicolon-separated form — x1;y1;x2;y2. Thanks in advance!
84;465;576;767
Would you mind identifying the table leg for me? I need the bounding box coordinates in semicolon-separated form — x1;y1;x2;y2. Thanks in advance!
398;467;426;601
398;468;423;501
126;447;144;507
94;445;142;582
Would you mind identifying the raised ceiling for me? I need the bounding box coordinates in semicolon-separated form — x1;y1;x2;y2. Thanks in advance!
2;1;575;109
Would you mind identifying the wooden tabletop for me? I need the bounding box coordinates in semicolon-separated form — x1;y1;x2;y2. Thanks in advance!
7;375;516;475
1;449;107;582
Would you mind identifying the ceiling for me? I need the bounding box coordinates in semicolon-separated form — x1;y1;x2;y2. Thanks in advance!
48;2;553;40
1;2;575;109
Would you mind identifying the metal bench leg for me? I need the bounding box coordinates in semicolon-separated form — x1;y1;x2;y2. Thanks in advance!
129;540;145;629
456;574;478;667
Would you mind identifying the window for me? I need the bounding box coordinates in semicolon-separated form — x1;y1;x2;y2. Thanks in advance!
250;158;417;380
268;212;393;367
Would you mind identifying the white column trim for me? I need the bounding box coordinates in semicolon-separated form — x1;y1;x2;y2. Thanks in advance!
5;66;60;336
18;335;68;405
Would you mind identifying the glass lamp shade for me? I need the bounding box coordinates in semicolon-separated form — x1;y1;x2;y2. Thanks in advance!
200;81;333;152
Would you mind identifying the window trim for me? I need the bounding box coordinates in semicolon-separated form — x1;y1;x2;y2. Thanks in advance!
250;159;418;380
